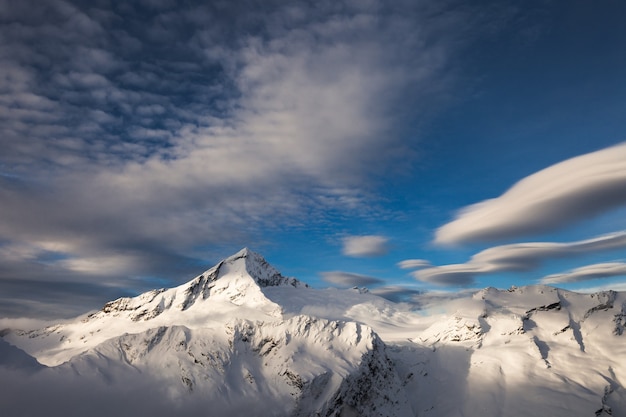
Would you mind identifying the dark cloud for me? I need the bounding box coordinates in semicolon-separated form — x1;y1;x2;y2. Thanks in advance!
0;275;141;319
370;285;422;303
320;271;385;288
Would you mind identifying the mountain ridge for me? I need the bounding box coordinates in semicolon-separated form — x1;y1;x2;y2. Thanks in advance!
3;248;305;366
96;247;306;319
2;249;626;416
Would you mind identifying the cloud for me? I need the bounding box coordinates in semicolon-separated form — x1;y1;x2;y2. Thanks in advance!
541;262;626;285
416;231;626;286
414;263;490;286
0;276;138;319
320;271;385;288
397;259;431;269
0;317;55;331
342;236;390;258
574;281;626;294
0;0;502;317
369;285;422;303
435;142;626;245
470;231;626;268
0;365;239;417
410;289;477;312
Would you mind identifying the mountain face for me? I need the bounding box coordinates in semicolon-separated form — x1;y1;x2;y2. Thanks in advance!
4;248;303;366
2;249;626;417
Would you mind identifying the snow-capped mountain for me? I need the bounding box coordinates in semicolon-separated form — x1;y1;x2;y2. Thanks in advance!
4;248;302;366
399;285;626;417
1;249;626;417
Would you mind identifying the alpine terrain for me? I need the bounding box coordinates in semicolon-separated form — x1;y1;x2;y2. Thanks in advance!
1;248;625;416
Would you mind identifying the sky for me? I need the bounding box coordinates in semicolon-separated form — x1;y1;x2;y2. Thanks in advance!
1;0;626;318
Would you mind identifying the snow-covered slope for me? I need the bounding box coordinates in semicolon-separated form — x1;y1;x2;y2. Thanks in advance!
399;285;626;417
2;250;626;417
0;336;42;371
3;248;303;366
2;249;410;416
61;317;410;417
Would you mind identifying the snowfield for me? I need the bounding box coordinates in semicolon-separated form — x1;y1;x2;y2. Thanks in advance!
1;248;625;416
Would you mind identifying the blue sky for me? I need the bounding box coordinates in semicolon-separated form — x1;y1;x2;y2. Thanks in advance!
1;0;626;318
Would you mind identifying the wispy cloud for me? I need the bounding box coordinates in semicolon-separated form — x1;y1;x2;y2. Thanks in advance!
0;0;508;316
416;231;626;286
435;142;626;245
541;262;626;284
342;235;390;258
320;271;385;288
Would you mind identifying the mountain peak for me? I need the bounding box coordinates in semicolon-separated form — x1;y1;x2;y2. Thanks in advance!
79;249;305;325
229;246;253;259
4;249;307;366
162;248;303;314
219;248;306;288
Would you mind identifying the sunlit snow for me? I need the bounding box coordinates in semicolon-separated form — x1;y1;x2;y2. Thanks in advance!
1;249;625;416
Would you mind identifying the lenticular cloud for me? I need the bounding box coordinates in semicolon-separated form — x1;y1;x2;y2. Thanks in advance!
435;142;626;245
541;262;626;284
342;235;390;258
417;231;626;286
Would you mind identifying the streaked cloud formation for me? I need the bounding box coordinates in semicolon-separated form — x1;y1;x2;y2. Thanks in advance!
0;0;473;316
435;142;626;245
342;236;390;258
416;231;626;286
541;262;626;284
320;271;385;288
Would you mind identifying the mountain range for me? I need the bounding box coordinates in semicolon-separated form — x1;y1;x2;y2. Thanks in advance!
1;248;625;416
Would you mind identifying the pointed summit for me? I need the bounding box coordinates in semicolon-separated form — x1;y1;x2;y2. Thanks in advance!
233;246;252;256
5;249;306;366
227;246;253;259
221;247;305;288
93;248;304;321
174;248;305;312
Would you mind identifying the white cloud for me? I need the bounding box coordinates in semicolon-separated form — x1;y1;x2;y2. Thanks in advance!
416;231;626;286
575;281;626;293
342;235;390;257
541;262;626;284
397;259;431;270
0;317;56;331
435;142;626;245
57;255;143;277
320;271;385;288
0;0;497;316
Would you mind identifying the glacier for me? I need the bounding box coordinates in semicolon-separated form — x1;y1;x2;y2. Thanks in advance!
1;248;625;416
